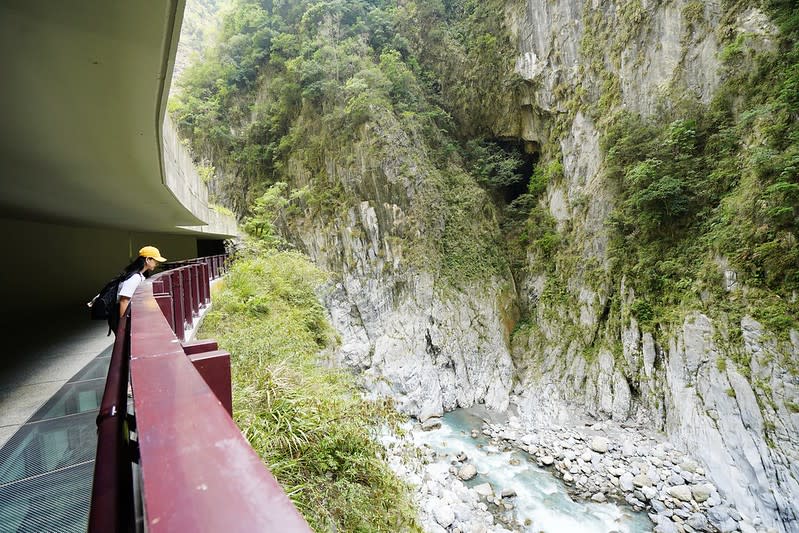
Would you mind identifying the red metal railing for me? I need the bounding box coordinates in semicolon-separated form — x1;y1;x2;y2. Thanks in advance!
89;254;311;532
88;314;134;531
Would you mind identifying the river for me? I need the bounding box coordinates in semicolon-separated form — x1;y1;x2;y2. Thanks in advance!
411;409;654;532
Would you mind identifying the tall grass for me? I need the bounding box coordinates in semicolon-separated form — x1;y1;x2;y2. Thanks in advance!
199;248;419;532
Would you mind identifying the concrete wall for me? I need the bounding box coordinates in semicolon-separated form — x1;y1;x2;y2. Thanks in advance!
162;118;238;238
0;217;214;318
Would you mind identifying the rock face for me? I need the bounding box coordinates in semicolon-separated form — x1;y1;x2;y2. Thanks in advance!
281;109;516;420
501;2;799;532
268;1;798;531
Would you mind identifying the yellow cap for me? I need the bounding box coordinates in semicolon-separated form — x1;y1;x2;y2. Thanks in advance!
139;246;167;262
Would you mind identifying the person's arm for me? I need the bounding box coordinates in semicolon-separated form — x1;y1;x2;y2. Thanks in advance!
119;296;131;317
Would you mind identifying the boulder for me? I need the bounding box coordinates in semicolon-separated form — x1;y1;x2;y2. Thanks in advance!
641;486;658;501
590;436;609;453
433;505;455;528
680;459;699;473
422;417;442;431
473;483;493;498
621;439;636;457
685;513;710;531
667;485;693;502
653;516;678;533
541;455;555;466
591;492;607;503
707;506;738;533
691;484;715;503
667;473;685;486
619;472;635;491
500;488;517;499
632;474;653;488
458;464;477;481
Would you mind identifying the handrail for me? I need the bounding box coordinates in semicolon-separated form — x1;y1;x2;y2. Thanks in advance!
88;314;134;531
89;254;311;532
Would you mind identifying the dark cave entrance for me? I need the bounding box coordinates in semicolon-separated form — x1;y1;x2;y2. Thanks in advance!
493;139;539;205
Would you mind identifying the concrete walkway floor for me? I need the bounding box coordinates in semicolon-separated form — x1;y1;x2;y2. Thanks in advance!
0;312;113;448
0;311;114;532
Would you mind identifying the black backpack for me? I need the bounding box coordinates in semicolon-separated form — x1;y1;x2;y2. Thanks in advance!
89;272;138;335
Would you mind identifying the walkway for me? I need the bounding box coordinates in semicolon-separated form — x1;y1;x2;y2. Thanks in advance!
0;312;113;532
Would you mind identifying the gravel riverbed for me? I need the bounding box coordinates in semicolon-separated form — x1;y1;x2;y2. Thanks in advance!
381;409;773;533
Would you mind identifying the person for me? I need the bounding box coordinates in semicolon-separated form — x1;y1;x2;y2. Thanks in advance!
117;246;167;318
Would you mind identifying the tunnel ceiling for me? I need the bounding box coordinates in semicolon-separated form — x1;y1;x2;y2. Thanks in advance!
0;1;206;233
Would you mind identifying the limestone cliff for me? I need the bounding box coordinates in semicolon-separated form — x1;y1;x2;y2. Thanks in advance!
504;1;799;531
271;108;516;420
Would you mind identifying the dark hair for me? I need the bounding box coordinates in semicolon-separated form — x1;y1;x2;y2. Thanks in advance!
120;256;147;277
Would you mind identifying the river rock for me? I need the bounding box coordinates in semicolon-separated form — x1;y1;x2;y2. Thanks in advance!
651;498;667;513
621;440;636;457
641;486;658;501
541;455;555;466
433;504;455;528
680;459;699;473
667;473;685;486
691;483;714;503
452;502;472;522
500;488;517;498
422;417;442;431
473;483;493;498
633;474;653;487
458;464;477;481
620;472;634;491
591;492;606;503
707;506;738;532
590;436;609;453
581;450;593;462
654;517;679;533
705;491;722;507
425;523;447;533
667;485;693;502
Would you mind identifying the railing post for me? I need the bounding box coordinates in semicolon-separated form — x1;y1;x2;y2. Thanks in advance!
180;268;192;324
191;264;201;315
155;293;175;330
172;270;186;341
201;262;210;304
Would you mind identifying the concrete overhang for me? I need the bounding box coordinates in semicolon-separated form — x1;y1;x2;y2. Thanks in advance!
0;1;236;239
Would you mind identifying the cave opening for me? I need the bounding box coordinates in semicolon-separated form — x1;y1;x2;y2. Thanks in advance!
493;139;539;205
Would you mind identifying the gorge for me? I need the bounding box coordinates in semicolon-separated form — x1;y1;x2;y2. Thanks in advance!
177;0;799;531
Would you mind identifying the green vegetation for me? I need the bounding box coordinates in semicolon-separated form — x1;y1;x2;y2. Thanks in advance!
199;243;418;531
171;0;525;284
592;0;799;337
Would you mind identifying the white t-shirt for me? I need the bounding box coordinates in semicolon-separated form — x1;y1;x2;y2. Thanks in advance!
117;272;145;302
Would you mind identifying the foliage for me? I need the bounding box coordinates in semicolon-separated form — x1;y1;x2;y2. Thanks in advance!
528;160;563;198
241;181;289;243
592;1;799;336
171;0;524;285
464;140;525;190
199;246;419;531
